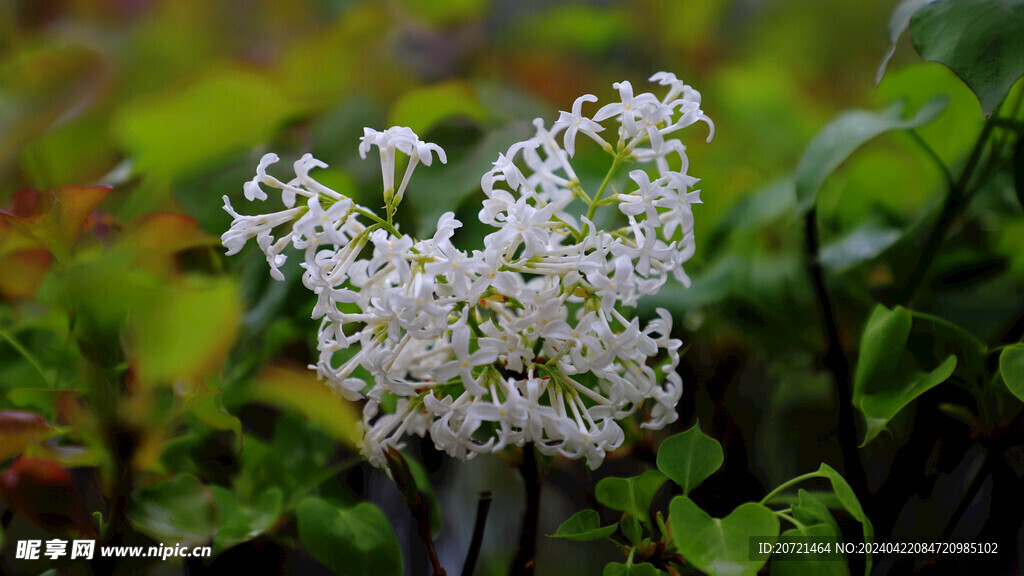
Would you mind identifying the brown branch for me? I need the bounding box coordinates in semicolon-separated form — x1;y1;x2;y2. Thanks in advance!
803;208;867;498
461;491;493;576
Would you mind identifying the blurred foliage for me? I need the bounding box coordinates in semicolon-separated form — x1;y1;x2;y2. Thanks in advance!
1;0;1022;575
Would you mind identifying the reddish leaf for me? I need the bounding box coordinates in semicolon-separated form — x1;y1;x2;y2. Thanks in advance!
117;212;217;274
0;185;111;260
0;457;96;537
119;212;214;255
0;411;60;461
0;246;51;299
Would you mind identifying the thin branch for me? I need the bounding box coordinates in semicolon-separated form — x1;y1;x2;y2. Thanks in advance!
510;444;542;576
0;327;49;387
461;491;493;576
803;208;867;499
383;447;446;576
897;119;996;305
412;495;445;576
907;129;955;189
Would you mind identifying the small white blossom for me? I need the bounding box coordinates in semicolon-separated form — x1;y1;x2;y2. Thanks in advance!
222;72;712;470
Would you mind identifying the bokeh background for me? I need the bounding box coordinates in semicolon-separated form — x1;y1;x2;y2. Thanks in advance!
2;1;1022;575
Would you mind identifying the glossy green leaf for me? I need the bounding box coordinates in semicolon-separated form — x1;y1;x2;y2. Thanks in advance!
819;224;902;273
910;0;1024;115
211;487;283;553
792;490;841;542
876;0;936;83
389;80;488;136
794;98;946;213
816;464;873;576
860;357;957;444
999;344;1024;402
853;305;958;444
620;512;643;545
130;474;215;545
297;498;402;576
772;524;850;576
549;509;618;542
853;305;913;392
908;310;986;383
595;470;667;521
669;497;779;576
602;561;667;576
655;420;724;495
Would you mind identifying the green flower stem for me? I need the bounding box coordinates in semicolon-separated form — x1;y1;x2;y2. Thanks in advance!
354;206;403;238
0;326;49;387
759;471;825;505
587;154;625;222
773;510;807;531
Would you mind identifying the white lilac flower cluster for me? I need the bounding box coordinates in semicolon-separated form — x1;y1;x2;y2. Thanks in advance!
222;72;713;469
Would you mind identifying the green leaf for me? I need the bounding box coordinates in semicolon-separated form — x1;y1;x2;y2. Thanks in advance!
794;98;947;213
389;80;488;136
655;420;724;495
595;470;667;522
772;525;850;576
251;364;362;451
297;498;402;576
999;344;1024;402
791;490;841;542
211;487;283;552
396;0;486;26
852;305;958;444
549;509;618;542
876;0;936;83
602;561;667;576
128;275;241;385
819;224;902;273
907;310;987;383
910;0;1024;115
130;474;215;545
853;305;913;393
620;512;643;545
111;67;299;177
669;497;779;576
816;464;873;576
511;5;633;54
